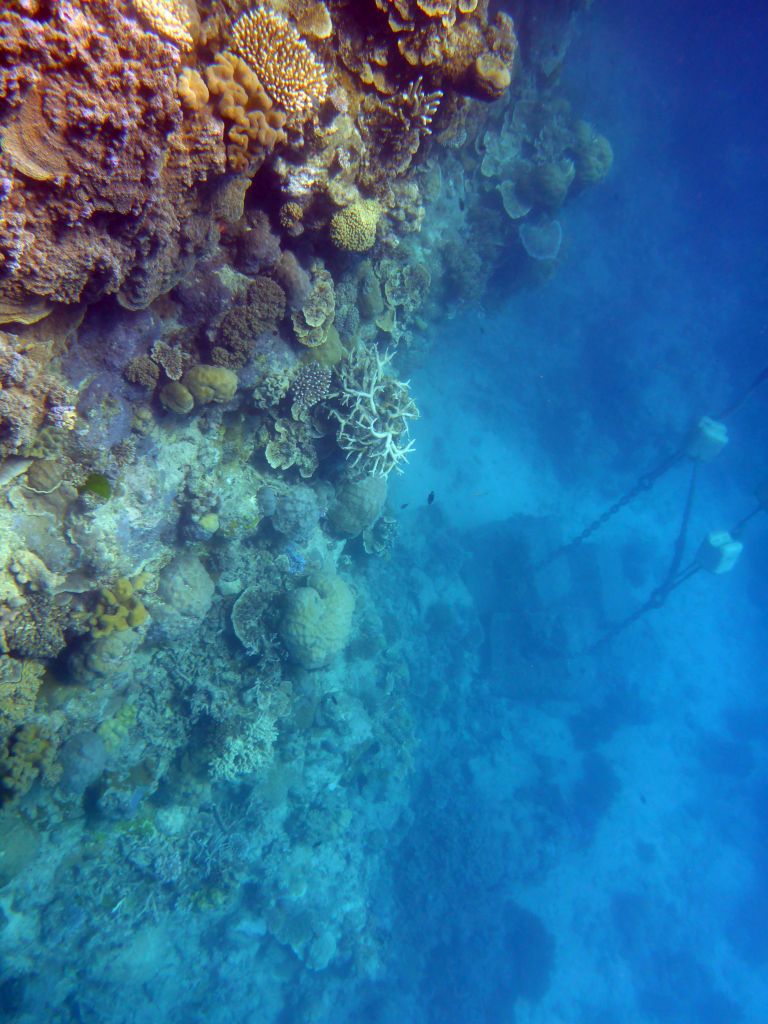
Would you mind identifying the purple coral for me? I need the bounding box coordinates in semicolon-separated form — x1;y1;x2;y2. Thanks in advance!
236;211;282;275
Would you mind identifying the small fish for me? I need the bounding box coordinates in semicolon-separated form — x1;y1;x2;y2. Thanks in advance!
427;491;435;505
400;502;409;509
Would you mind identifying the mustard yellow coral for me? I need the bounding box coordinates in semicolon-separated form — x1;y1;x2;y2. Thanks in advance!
330;200;381;253
182;364;238;404
230;8;328;126
133;0;195;50
90;576;150;638
177;68;209;111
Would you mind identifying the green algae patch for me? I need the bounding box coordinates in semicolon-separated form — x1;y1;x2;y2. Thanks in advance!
80;472;112;501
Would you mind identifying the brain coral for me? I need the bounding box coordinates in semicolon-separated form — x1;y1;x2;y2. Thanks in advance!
230;8;329;127
280;572;355;669
205;52;288;173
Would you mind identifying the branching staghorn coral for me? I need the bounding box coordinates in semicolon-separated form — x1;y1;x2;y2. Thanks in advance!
330;346;418;477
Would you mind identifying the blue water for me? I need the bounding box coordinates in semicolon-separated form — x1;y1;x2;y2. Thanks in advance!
3;3;768;1022
362;3;768;1021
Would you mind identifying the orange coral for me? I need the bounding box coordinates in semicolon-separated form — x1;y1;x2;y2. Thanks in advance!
205;52;288;172
0;0;224;308
371;0;517;99
133;0;196;51
230;8;329;127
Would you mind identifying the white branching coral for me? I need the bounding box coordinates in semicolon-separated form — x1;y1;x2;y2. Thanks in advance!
330;346;419;477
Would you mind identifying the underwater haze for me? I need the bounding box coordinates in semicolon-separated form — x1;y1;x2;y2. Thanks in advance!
0;1;767;1022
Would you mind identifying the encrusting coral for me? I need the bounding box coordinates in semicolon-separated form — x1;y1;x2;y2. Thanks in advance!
0;0;224;309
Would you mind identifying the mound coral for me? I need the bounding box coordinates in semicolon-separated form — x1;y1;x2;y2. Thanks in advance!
182;364;238;405
330;346;419;477
330;199;381;252
328;475;388;538
230;8;328;127
280;571;355;669
573;121;614;185
159;380;195;414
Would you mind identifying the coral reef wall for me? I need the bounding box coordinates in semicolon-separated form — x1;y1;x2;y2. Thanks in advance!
0;1;612;1019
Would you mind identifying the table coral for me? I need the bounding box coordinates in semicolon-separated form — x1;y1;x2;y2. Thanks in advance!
230;7;329;128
